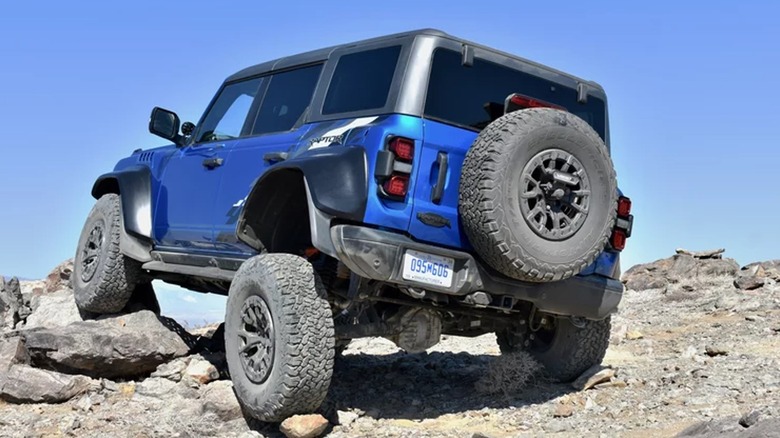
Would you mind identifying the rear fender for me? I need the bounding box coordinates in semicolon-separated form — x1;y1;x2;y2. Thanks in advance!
236;146;367;257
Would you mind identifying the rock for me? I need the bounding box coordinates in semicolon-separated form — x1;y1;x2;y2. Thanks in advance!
621;252;739;291
735;275;765;290
200;381;242;421
0;335;25;372
626;330;644;340
572;365;617;391
594;379;628;389
184;355;220;385
279;414;330;438
24;289;82;329
553;403;574;418
22;310;193;378
0;277;24;330
151;357;190;381
675;248;725;259
135;377;179;399
698;258;739;276
704;345;728;357
44;259;73;293
740;410;761;428
336;410;360;426
0;365;96;403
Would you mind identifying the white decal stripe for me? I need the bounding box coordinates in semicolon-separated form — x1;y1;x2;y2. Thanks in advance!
308;116;379;149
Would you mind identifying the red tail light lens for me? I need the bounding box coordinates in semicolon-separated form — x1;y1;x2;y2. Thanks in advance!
617;197;632;217
389;137;414;162
509;93;567;111
611;229;627;251
383;174;409;197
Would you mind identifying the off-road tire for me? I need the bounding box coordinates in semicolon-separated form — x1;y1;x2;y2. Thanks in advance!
72;194;141;314
225;254;335;422
497;316;611;382
460;108;617;282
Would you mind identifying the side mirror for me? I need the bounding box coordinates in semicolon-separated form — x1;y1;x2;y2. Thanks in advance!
149;107;183;146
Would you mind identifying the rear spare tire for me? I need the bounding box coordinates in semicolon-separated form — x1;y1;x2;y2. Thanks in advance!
460;108;617;282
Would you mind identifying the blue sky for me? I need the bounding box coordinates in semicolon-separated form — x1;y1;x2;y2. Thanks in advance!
1;2;778;321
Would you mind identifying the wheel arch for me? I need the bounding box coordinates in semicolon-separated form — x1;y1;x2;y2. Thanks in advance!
236;147;368;257
90;166;154;262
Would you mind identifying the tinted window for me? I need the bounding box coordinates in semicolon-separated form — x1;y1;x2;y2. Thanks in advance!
425;49;606;139
197;77;264;143
323;45;401;114
251;64;323;135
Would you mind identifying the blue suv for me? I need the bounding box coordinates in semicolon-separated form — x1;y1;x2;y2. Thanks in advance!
73;29;632;421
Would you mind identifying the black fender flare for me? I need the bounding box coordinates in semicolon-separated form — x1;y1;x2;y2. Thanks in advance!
91;165;154;262
236;146;367;256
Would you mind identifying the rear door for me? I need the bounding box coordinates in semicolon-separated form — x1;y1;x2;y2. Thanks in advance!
154;77;266;251
214;64;323;254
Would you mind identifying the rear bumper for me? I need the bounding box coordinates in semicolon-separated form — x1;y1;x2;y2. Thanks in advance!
330;224;622;320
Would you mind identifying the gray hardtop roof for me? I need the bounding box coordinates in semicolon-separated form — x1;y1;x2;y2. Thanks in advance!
225;29;602;91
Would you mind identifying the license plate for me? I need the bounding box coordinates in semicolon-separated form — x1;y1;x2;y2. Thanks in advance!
401;250;454;288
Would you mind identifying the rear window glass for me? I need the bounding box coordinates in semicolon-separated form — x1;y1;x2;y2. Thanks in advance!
323;45;402;115
425;49;606;139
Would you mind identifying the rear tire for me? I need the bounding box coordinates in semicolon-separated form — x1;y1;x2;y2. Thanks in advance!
225;254;335;422
72;194;141;314
460;108;617;282
497;316;611;382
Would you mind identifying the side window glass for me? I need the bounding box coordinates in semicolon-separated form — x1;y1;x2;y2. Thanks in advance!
251;64;323;135
196;77;264;143
323;45;401;114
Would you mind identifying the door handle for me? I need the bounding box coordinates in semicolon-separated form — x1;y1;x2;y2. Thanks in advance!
202;157;224;169
263;152;288;163
431;152;448;204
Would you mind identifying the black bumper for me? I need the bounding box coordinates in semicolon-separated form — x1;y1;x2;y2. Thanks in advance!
330;225;623;320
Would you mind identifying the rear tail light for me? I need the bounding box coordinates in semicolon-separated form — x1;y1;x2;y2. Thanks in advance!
377;136;415;200
617;196;632;217
389;137;415;162
383;174;409;197
611;196;633;251
611;229;627;251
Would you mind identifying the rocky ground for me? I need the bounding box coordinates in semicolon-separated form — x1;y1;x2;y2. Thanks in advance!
0;251;778;438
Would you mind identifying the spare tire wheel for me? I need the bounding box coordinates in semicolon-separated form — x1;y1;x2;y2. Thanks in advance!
459;108;617;282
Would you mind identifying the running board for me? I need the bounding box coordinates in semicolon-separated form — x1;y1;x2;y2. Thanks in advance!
141;261;236;282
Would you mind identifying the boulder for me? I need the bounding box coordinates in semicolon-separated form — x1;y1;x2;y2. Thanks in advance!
280;414;330;438
200;381;243;421
24;289;82;329
0;365;96;403
44;259;74;294
0;335;25;371
622;251;739;291
184;354;220;385
0;277;24;330
22;310;194;379
734;275;765;290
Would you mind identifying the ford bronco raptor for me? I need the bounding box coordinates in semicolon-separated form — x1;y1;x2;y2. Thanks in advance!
73;29;633;421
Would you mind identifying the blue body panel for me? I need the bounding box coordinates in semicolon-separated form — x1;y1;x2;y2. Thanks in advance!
119;113;621;279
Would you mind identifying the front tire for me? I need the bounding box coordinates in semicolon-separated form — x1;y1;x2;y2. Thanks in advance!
497;316;611;382
225;254;335;422
72;194;141;314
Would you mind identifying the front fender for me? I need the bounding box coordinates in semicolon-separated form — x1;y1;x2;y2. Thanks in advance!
91;165;153;262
